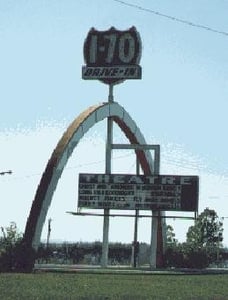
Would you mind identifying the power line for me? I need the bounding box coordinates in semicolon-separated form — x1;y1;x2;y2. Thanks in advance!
65;152;134;171
113;0;228;37
1;152;135;181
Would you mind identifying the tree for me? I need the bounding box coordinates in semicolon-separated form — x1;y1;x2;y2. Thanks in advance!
186;208;224;265
186;208;223;249
166;224;177;245
164;212;224;269
0;222;22;271
1;222;22;245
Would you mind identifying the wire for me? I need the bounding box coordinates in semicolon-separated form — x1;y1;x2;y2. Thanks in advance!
2;152;135;181
113;0;228;37
65;152;134;171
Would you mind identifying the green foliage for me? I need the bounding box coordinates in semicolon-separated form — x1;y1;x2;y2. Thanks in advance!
36;241;132;265
0;222;22;246
165;245;184;268
186;208;223;248
166;224;177;245
0;222;22;272
13;241;36;272
0;222;35;272
165;209;224;269
109;243;131;264
164;243;209;269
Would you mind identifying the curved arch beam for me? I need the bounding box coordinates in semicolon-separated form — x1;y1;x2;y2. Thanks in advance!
24;102;154;249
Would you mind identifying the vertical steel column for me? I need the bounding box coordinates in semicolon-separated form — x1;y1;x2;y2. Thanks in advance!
150;146;161;268
101;84;114;267
150;212;158;268
133;158;140;268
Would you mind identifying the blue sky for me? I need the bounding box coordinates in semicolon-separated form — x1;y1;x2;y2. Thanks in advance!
0;1;228;245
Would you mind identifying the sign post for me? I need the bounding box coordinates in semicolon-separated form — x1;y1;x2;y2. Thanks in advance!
133;158;140;268
101;84;113;267
83;26;142;268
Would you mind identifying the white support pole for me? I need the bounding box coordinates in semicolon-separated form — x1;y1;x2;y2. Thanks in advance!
101;84;114;268
150;146;160;269
150;212;158;268
101;209;110;267
132;158;140;268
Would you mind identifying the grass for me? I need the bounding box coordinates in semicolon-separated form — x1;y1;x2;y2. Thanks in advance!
0;272;228;299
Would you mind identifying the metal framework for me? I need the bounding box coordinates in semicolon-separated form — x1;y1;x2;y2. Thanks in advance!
68;212;195;220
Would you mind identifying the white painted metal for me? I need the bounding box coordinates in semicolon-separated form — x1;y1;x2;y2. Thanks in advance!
150;145;161;268
29;102;154;254
101;84;113;267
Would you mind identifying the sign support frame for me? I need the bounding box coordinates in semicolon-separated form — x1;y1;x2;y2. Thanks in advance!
68;212;196;220
105;143;162;268
101;84;114;268
132;158;140;268
106;143;163;268
100;106;163;268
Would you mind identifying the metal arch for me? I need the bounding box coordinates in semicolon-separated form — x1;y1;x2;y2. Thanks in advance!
23;102;154;249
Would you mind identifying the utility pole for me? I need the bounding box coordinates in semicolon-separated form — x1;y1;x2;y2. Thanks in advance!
46;218;52;248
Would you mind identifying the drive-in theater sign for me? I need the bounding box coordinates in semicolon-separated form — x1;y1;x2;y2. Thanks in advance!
82;26;141;84
22;26;200;271
78;173;199;212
